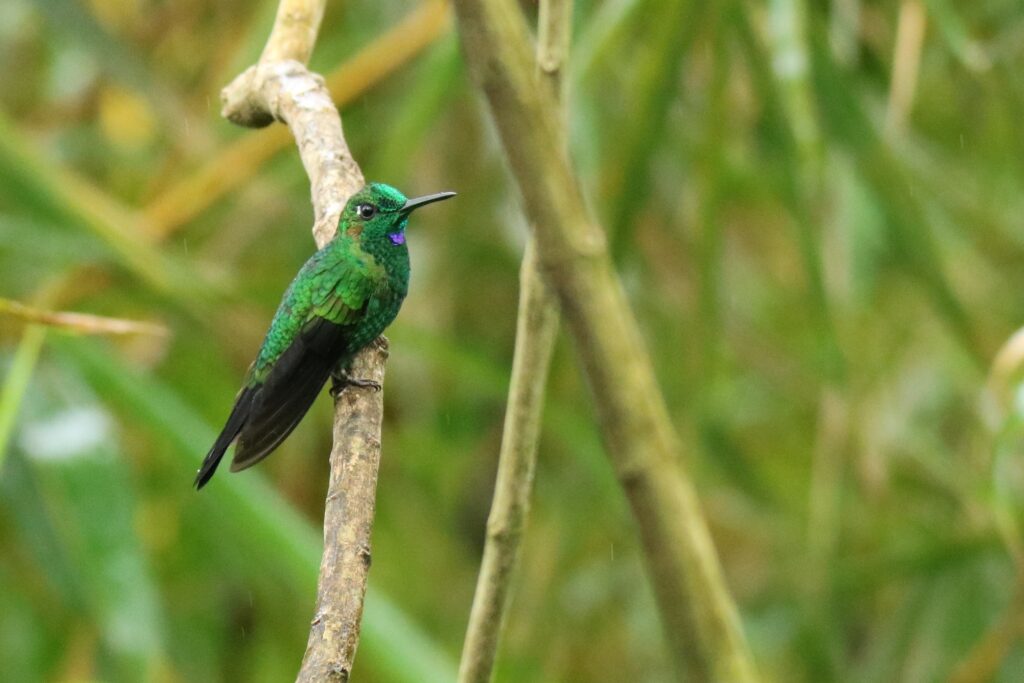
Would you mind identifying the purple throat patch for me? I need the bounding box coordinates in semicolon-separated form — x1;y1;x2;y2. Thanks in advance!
389;232;406;245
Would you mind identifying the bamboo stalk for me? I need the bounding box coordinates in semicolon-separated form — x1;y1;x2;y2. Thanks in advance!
451;0;758;679
457;3;569;681
457;242;560;683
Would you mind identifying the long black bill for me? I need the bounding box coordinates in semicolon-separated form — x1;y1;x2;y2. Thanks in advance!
401;191;456;214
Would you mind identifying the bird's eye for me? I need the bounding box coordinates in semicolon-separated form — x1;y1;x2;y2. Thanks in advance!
356;203;376;219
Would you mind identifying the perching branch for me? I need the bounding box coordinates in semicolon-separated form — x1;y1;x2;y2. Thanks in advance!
451;1;759;680
219;1;382;680
457;1;569;681
299;337;388;682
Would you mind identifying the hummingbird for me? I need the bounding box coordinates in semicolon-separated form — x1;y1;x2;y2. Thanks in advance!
194;183;455;489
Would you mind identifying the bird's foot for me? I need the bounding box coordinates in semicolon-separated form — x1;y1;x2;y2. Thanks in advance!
330;371;382;398
346;377;382;391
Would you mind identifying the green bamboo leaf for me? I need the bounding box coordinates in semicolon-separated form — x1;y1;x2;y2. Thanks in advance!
3;356;170;679
920;0;991;72
54;336;457;683
366;34;464;182
0;215;105;267
0;560;60;682
805;17;982;364
605;0;706;257
572;0;646;80
732;3;845;382
0;325;47;472
19;403;169;680
34;0;216;148
0;453;80;682
0;111;217;310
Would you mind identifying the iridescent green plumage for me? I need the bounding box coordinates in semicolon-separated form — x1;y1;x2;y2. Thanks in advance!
195;183;455;488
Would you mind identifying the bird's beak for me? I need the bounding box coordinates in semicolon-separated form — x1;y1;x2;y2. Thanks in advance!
401;191;456;214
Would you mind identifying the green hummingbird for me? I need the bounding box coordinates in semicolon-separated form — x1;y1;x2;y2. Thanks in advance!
194;183;455;489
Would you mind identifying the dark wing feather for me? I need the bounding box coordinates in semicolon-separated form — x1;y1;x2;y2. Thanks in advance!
228;316;351;473
194;384;259;489
195;255;375;487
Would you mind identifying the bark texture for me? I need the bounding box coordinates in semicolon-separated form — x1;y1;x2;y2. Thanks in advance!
219;1;384;680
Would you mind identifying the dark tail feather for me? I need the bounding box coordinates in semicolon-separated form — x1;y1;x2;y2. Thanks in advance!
195;386;258;489
229;352;333;473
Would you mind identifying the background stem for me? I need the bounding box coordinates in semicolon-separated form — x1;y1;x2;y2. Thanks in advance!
451;0;759;679
457;2;570;681
457;242;560;683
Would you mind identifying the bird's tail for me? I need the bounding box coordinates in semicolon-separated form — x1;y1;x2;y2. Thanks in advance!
194;385;258;489
229;354;333;473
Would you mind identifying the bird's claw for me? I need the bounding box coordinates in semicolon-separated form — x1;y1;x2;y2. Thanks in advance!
330;372;381;398
347;377;382;391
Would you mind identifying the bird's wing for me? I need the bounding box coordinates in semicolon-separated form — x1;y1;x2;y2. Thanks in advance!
228;264;374;472
194;253;376;488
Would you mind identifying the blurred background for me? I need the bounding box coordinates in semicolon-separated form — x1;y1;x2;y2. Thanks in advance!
2;0;1024;681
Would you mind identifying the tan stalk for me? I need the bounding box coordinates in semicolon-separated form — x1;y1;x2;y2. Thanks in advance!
457;2;569;681
451;0;759;679
0;298;168;337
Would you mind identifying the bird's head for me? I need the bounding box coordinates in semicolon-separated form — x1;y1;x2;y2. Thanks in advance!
339;183;455;248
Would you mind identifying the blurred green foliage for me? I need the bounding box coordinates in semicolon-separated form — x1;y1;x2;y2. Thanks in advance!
2;0;1024;681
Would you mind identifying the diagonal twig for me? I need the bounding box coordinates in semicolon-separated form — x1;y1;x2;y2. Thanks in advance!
457;1;569;681
0;297;168;337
